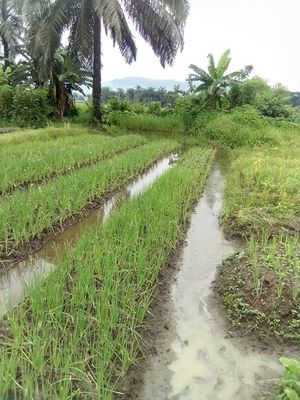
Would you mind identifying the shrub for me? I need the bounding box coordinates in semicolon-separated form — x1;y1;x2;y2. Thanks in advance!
197;110;274;148
11;88;52;128
0;85;14;122
175;95;207;129
147;101;162;116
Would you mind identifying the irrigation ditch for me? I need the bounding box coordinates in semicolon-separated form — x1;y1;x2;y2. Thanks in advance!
118;156;299;400
0;153;178;316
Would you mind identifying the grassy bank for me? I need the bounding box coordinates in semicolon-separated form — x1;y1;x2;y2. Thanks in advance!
222;134;300;238
214;130;300;344
0;134;146;194
0;147;214;399
0;140;178;259
215;233;300;341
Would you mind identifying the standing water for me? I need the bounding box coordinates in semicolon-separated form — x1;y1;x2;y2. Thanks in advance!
0;154;177;314
134;161;282;400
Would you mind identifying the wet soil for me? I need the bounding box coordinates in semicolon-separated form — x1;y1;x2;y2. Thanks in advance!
0;154;177;315
120;161;298;400
214;251;300;344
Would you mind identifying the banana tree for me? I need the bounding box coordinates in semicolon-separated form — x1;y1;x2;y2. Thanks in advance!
188;49;253;109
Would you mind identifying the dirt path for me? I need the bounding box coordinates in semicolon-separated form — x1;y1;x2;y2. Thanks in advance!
126;161;286;400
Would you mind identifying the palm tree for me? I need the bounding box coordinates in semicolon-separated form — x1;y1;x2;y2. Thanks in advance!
0;0;23;70
29;0;189;122
188;49;253;109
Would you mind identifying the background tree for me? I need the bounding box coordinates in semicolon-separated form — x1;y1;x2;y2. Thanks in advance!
32;0;189;122
0;0;23;70
188;49;253;109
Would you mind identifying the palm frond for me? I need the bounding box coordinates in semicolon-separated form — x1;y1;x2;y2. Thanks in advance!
123;0;188;67
93;0;136;64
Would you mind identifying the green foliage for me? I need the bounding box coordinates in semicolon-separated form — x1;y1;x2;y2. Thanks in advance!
277;358;300;399
0;85;52;128
147;101;162;116
11;87;52;127
228;76;269;108
223;135;300;236
188;49;253;109
196;107;274;148
258;91;293;119
0;84;13;121
175;94;207;129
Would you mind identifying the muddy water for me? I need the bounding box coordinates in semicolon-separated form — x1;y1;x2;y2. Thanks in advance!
137;162;282;400
0;154;177;314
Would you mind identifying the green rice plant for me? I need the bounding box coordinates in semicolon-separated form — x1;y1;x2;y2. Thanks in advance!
0;125;87;146
0;140;179;257
0;147;214;399
0;134;146;194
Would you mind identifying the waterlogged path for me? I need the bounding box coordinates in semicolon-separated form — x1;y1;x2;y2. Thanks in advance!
0;154;177;314
132;161;283;400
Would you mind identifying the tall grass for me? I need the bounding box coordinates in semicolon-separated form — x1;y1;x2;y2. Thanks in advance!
0;134;146;194
0;140;179;257
222;134;300;237
109;112;184;133
0;147;214;399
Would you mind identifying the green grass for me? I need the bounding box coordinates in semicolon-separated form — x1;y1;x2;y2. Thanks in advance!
0;140;179;257
108;112;184;133
222;133;300;237
276;357;300;399
0;147;214;399
0;134;146;194
0;125;90;146
217;233;300;341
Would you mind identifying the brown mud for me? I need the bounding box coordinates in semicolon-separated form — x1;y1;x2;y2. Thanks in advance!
214;249;300;344
120;160;298;400
0;154;178;315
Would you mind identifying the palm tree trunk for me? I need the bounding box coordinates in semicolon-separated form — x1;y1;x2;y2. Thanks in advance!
93;12;102;122
1;0;9;71
3;39;9;71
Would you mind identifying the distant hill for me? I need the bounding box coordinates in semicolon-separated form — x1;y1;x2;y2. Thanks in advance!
103;77;189;91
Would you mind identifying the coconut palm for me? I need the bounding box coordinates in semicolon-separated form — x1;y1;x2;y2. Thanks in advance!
29;0;189;121
188;49;253;109
0;0;23;70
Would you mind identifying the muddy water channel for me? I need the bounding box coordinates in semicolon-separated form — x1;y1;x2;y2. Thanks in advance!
134;161;284;400
0;154;177;315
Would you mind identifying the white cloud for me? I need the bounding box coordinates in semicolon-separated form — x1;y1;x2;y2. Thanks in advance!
102;0;300;91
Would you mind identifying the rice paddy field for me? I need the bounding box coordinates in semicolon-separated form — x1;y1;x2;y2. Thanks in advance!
0;126;214;398
1;125;300;399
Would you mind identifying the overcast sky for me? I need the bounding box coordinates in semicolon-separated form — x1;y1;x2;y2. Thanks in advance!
101;0;300;91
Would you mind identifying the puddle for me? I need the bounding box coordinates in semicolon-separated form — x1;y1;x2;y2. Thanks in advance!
135;161;284;400
0;154;177;314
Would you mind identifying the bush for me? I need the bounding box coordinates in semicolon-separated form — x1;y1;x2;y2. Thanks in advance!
147;101;162;116
175;95;207;129
11;88;52;128
197;109;275;148
0;85;14;122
